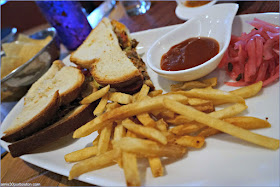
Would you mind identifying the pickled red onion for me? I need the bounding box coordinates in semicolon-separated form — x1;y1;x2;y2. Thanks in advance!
219;18;279;87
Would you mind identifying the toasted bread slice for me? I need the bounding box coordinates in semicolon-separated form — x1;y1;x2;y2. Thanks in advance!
2;61;85;142
8;102;98;157
70;18;144;91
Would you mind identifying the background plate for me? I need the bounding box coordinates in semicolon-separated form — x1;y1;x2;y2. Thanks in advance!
1;13;279;186
175;0;217;20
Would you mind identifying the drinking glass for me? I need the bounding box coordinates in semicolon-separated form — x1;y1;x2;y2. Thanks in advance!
122;0;151;16
36;1;92;51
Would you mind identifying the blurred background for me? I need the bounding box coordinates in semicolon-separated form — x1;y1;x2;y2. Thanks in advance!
1;1;103;33
2;1;279;33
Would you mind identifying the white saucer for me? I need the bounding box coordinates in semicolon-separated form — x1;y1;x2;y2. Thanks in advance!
175;0;218;20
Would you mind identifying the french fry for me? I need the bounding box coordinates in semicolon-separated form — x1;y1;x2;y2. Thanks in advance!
201;77;217;87
135;84;150;101
122;131;141;186
92;135;100;146
113;137;187;158
192;102;215;113
93;93;109;116
105;102;121;111
148;157;164;177
109;92;133;104
166;115;193;125
122;118;167;144
68;149;120;180
134;84;157;127
170;77;217;91
177;88;245;104
165;131;177;144
187;98;211;106
148;90;163;97
224;116;271;128
163;99;279;150
80;85;110;104
209;103;248;119
155;119;168;132
114;122;126;141
175;135;205;148
136;113;157;127
230;81;263;99
113;122;126;168
144;79;155;89
197;127;220;138
171;81;209;91
73;94;188;138
169;122;204;136
97;123;113;155
65;146;98;162
122;150;141;186
158;110;176;119
199;116;271;137
213;81;263;105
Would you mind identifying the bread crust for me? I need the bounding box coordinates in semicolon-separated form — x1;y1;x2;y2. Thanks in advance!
58;66;85;105
2;62;86;143
91;67;143;88
2;91;60;142
8;101;98;157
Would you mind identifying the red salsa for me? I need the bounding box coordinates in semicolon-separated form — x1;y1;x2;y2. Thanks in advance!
184;1;211;7
161;37;219;71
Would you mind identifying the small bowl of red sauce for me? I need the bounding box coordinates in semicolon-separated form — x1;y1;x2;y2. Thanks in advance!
147;3;239;82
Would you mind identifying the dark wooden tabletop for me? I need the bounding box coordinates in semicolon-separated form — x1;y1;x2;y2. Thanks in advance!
1;1;279;186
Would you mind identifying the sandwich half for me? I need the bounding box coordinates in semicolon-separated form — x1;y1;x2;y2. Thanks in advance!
70;18;152;93
1;60;98;157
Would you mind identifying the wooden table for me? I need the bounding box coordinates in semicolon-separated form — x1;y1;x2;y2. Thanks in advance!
1;1;279;186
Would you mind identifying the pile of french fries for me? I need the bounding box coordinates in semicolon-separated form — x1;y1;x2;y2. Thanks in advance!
65;78;279;186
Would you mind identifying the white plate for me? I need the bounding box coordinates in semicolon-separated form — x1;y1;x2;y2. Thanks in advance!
175;0;218;20
1;13;279;186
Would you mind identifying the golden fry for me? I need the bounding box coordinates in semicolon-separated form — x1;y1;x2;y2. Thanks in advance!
199;116;271;138
163;99;279;150
122;150;141;186
230;81;263;99
73;94;188;138
177;88;245;104
122;118;167;144
113;137;187;158
136;113;157;127
192;103;215;113
155;119;168;132
68;149;120;180
80;85;110;104
187;98;211;106
109;92;133;104
122;130;140;186
93;93;109;116
213;81;263;105
97;123;113;155
201;77;217;87
170;77;217;91
65;146;98;162
166;115;193;125
148;90;163;97
105;102;121;111
175;135;205;148
148;157;164;178
92;135;100;146
169;122;204;136
209;103;248;119
135;84;150;101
